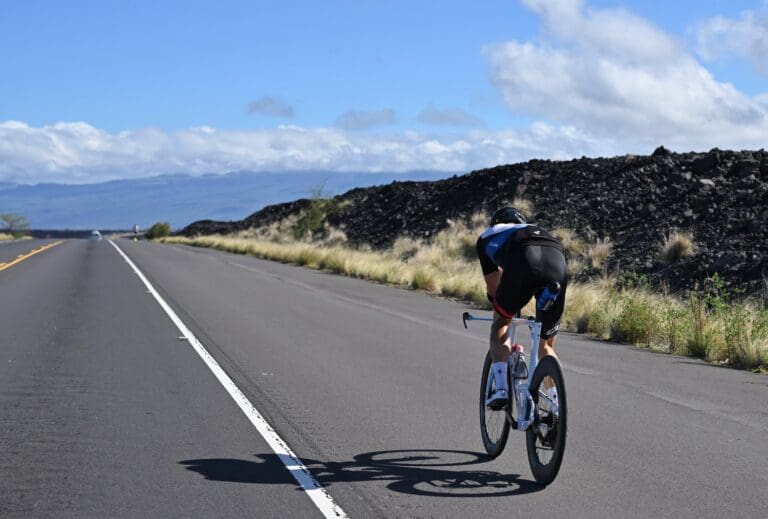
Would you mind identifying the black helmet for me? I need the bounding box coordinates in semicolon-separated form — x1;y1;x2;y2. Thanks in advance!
490;207;526;226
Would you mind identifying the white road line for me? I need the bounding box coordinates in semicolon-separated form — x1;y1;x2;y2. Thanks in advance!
109;240;348;519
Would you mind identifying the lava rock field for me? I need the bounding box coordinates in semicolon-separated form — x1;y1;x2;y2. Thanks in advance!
181;147;768;295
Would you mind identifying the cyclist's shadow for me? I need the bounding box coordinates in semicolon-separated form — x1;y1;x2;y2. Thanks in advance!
180;449;543;497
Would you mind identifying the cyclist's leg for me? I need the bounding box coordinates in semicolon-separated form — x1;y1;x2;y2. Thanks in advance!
490;310;512;362
492;270;533;360
485;311;513;409
538;285;565;359
486;272;532;408
534;247;568;361
536;283;566;404
540;336;559;362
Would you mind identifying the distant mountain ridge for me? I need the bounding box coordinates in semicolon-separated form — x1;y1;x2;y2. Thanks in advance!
0;170;452;229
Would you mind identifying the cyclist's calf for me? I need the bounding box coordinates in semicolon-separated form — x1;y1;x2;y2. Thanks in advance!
490;311;513;363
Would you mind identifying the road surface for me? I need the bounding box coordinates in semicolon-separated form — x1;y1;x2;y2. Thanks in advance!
1;239;766;518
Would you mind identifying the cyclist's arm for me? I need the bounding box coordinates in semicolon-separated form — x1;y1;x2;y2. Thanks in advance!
477;235;501;301
484;271;501;300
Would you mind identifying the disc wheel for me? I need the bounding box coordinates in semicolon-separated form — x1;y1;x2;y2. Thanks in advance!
479;351;510;457
525;355;567;485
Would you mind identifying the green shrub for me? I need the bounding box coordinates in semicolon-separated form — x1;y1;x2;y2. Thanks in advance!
146;222;171;239
585;306;611;337
293;200;327;239
688;293;712;358
1;213;29;238
660;303;690;355
292;184;340;240
611;294;656;346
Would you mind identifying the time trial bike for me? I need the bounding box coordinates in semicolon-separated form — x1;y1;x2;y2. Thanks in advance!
462;311;567;485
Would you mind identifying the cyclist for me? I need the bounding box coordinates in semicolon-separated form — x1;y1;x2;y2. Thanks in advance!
476;207;568;410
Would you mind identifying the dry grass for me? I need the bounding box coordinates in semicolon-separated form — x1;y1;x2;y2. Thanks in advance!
392;237;421;260
551;228;586;256
0;233;13;241
566;258;586;278
162;218;767;372
511;197;534;219
659;230;697;264
161;219;492;306
585;238;612;270
563;280;767;369
323;225;348;246
470;211;488;228
551;228;611;276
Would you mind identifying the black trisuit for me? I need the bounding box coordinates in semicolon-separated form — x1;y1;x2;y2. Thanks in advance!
476;223;568;339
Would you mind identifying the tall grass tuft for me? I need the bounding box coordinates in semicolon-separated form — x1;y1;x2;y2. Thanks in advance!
511;197;534;219
659;230;696;264
551;228;586;256
585;238;612;270
411;268;438;291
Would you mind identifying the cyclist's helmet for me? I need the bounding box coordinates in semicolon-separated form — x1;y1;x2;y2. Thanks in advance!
490;207;526;226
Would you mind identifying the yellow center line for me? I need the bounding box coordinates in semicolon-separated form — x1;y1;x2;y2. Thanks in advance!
0;240;65;272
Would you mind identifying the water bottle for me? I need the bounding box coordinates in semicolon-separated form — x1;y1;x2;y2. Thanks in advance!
516;380;530;420
536;281;562;312
509;343;529;419
509;343;527;379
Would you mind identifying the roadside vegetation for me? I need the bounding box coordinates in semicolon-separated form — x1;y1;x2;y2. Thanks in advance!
659;230;697;264
145;222;172;239
160;199;768;372
1;213;29;238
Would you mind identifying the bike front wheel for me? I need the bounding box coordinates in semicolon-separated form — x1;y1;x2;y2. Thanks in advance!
479;351;510;458
526;355;567;485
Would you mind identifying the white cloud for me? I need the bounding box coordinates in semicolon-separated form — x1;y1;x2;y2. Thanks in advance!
485;0;768;150
0;120;607;184
417;105;484;127
246;96;295;117
694;6;768;75
5;2;767;186
334;109;396;130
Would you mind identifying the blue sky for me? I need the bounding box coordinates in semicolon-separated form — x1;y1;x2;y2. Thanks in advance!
1;0;767;183
1;1;538;131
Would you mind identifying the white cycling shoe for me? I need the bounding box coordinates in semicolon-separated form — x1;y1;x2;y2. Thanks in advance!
485;388;509;410
543;386;559;416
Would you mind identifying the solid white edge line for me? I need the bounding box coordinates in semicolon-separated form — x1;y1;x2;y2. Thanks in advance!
109;240;348;519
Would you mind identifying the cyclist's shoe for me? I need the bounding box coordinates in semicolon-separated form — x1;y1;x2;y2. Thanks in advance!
486;388;509;410
543;386;559;416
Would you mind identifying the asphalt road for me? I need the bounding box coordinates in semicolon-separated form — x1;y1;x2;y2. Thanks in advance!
1;239;766;518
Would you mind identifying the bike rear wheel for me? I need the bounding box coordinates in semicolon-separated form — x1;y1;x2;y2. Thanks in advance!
526;355;567;485
479;351;510;457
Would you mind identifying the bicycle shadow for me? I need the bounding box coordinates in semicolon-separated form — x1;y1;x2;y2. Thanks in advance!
180;449;543;497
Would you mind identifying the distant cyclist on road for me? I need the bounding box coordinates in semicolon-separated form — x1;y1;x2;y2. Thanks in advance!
476;207;568;410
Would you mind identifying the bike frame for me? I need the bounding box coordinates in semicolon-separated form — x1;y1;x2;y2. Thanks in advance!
463;312;541;431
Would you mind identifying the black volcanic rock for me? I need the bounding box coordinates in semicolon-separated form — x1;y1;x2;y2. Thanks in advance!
181;149;768;296
693;151;720;174
181;199;312;236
